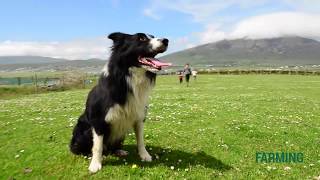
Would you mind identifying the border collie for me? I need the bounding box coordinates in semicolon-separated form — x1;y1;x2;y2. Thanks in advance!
70;32;170;173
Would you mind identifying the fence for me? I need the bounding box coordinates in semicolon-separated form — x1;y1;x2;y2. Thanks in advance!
1;70;319;86
0;73;98;92
197;69;320;75
0;77;60;86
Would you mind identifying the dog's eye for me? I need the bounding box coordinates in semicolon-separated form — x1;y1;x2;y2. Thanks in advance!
139;37;147;42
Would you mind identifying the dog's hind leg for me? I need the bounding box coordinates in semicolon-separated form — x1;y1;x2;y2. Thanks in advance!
88;129;103;173
134;121;152;162
70;114;93;155
114;149;128;157
111;138;128;157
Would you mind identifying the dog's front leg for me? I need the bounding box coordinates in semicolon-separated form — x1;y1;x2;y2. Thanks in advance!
134;121;152;162
89;129;103;173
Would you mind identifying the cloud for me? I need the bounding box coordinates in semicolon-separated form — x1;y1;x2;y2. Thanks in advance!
143;8;161;20
0;37;111;60
144;0;320;23
191;12;320;44
196;24;227;43
143;0;268;22
229;12;320;39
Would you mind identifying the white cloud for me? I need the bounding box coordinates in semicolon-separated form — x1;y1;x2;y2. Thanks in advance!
229;12;320;39
143;0;268;22
143;8;161;20
144;0;320;23
197;24;227;43
183;12;320;46
0;37;111;60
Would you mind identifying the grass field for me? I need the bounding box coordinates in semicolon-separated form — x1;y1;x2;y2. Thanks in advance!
1;75;320;179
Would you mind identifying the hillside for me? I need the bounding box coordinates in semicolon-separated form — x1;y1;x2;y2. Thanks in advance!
0;58;106;72
162;37;320;67
0;56;69;65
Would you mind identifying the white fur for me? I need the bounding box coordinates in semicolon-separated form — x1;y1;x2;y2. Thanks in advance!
134;121;152;161
149;38;163;51
105;67;154;142
89;129;103;173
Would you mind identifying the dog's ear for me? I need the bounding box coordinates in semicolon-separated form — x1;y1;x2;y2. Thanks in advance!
108;32;129;43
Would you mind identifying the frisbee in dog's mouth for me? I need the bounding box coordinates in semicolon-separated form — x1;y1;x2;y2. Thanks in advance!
138;56;172;72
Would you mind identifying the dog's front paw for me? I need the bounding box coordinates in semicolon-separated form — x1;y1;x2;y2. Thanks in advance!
139;151;152;162
88;160;102;173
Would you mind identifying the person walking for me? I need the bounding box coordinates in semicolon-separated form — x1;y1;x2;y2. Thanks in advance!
183;63;192;87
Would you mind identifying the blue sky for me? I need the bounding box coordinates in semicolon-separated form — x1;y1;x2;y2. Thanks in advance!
0;0;320;59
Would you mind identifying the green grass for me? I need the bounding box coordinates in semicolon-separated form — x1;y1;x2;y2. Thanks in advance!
1;75;320;179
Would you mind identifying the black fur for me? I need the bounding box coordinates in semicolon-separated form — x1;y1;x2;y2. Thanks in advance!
70;32;167;156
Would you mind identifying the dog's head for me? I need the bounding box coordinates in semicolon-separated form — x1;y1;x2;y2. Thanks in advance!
108;32;171;73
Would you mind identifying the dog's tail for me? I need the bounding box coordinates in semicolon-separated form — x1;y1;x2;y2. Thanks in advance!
70;114;93;155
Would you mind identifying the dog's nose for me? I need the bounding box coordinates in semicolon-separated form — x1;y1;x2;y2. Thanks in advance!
161;38;169;46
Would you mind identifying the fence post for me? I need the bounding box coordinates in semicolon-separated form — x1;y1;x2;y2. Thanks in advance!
61;76;65;90
17;77;21;86
83;73;87;89
82;76;85;89
34;73;38;93
44;77;48;86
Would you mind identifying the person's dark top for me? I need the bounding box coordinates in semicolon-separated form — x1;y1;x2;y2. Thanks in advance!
184;67;191;75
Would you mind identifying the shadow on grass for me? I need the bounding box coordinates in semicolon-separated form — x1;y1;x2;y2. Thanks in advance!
105;145;232;172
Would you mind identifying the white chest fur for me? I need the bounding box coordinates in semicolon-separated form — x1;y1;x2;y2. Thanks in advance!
105;67;154;142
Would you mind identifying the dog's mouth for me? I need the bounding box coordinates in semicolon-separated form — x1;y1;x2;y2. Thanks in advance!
138;56;172;73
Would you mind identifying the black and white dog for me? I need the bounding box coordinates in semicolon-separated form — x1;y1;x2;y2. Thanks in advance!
70;32;170;173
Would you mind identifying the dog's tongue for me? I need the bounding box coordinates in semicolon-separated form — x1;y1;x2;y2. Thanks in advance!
147;57;172;67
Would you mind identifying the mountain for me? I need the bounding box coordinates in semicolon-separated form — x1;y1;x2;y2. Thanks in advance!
0;56;69;64
162;37;320;67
